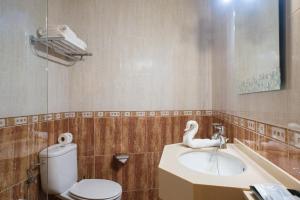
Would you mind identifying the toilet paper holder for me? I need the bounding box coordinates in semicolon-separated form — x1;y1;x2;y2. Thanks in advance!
114;154;129;164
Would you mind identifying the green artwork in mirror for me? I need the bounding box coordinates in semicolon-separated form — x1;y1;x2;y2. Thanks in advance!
235;0;283;94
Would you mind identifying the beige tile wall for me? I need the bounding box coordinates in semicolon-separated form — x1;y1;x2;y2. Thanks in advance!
211;0;300;128
48;0;213;112
47;62;70;113
0;0;48;118
213;111;300;180
0;0;70;118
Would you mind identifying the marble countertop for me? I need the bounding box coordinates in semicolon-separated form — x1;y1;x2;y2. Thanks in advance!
159;143;280;189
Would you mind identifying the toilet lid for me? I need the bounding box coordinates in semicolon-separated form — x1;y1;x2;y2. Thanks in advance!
69;179;122;200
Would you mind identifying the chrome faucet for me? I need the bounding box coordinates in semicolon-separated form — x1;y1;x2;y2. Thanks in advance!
212;123;228;149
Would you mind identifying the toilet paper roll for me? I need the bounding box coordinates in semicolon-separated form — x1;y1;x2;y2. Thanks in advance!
65;132;73;142
58;132;73;145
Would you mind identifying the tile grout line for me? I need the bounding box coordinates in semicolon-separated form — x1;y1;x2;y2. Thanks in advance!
93;117;96;178
214;113;300;149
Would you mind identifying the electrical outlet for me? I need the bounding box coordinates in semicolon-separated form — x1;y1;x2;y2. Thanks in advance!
247;120;256;131
0;119;5;127
295;135;300;148
271;127;286;142
257;123;265;135
296;135;300;148
290;131;300;148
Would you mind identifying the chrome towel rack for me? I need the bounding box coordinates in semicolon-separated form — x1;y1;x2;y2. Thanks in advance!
30;35;92;66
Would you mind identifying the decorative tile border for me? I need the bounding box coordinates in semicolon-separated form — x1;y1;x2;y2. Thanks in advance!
213;111;300;149
0;110;297;148
55;113;61;120
233;117;239;125
14;116;27;125
0;110;213;128
69;112;76;118
81;112;93;118
146;111;153;117
257;123;265;135
0;118;6;127
213;111;300;180
1;109;298;183
109;112;121;117
195;111;202;116
268;126;287;143
123;112;130;117
289;130;300;148
44;114;53;121
183;111;193;116
239;118;246;127
247;120;256;131
135;111;146;117
32;115;39;123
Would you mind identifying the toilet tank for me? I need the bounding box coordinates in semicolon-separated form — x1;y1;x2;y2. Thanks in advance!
39;143;78;194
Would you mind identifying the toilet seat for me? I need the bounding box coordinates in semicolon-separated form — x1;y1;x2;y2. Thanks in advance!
68;179;122;200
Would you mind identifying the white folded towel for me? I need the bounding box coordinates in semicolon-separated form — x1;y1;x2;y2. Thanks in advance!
183;120;221;148
37;25;87;50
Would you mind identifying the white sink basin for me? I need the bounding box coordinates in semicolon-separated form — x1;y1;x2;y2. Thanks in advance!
178;151;246;176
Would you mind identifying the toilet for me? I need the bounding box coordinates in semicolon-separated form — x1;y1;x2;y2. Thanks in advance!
39;143;122;200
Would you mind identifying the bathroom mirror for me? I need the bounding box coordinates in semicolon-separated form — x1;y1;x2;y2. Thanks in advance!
235;0;284;94
0;0;48;118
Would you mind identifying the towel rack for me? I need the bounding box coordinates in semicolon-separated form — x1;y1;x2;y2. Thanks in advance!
30;35;92;66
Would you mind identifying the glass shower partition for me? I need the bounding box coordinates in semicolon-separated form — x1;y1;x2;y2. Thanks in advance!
0;0;48;199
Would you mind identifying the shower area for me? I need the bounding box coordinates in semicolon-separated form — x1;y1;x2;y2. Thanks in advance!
0;0;49;199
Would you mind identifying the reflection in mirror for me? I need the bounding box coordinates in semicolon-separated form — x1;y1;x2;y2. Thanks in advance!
0;1;48;199
235;0;284;94
0;1;48;118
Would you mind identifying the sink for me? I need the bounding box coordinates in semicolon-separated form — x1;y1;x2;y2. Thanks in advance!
178;151;246;176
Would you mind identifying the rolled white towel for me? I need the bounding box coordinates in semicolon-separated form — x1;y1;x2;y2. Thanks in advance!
183;120;222;148
37;25;76;38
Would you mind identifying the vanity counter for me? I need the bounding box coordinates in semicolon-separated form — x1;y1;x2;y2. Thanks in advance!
159;141;299;200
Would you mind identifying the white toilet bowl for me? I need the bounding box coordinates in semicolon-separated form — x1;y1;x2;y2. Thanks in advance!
39;144;122;200
59;179;122;200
